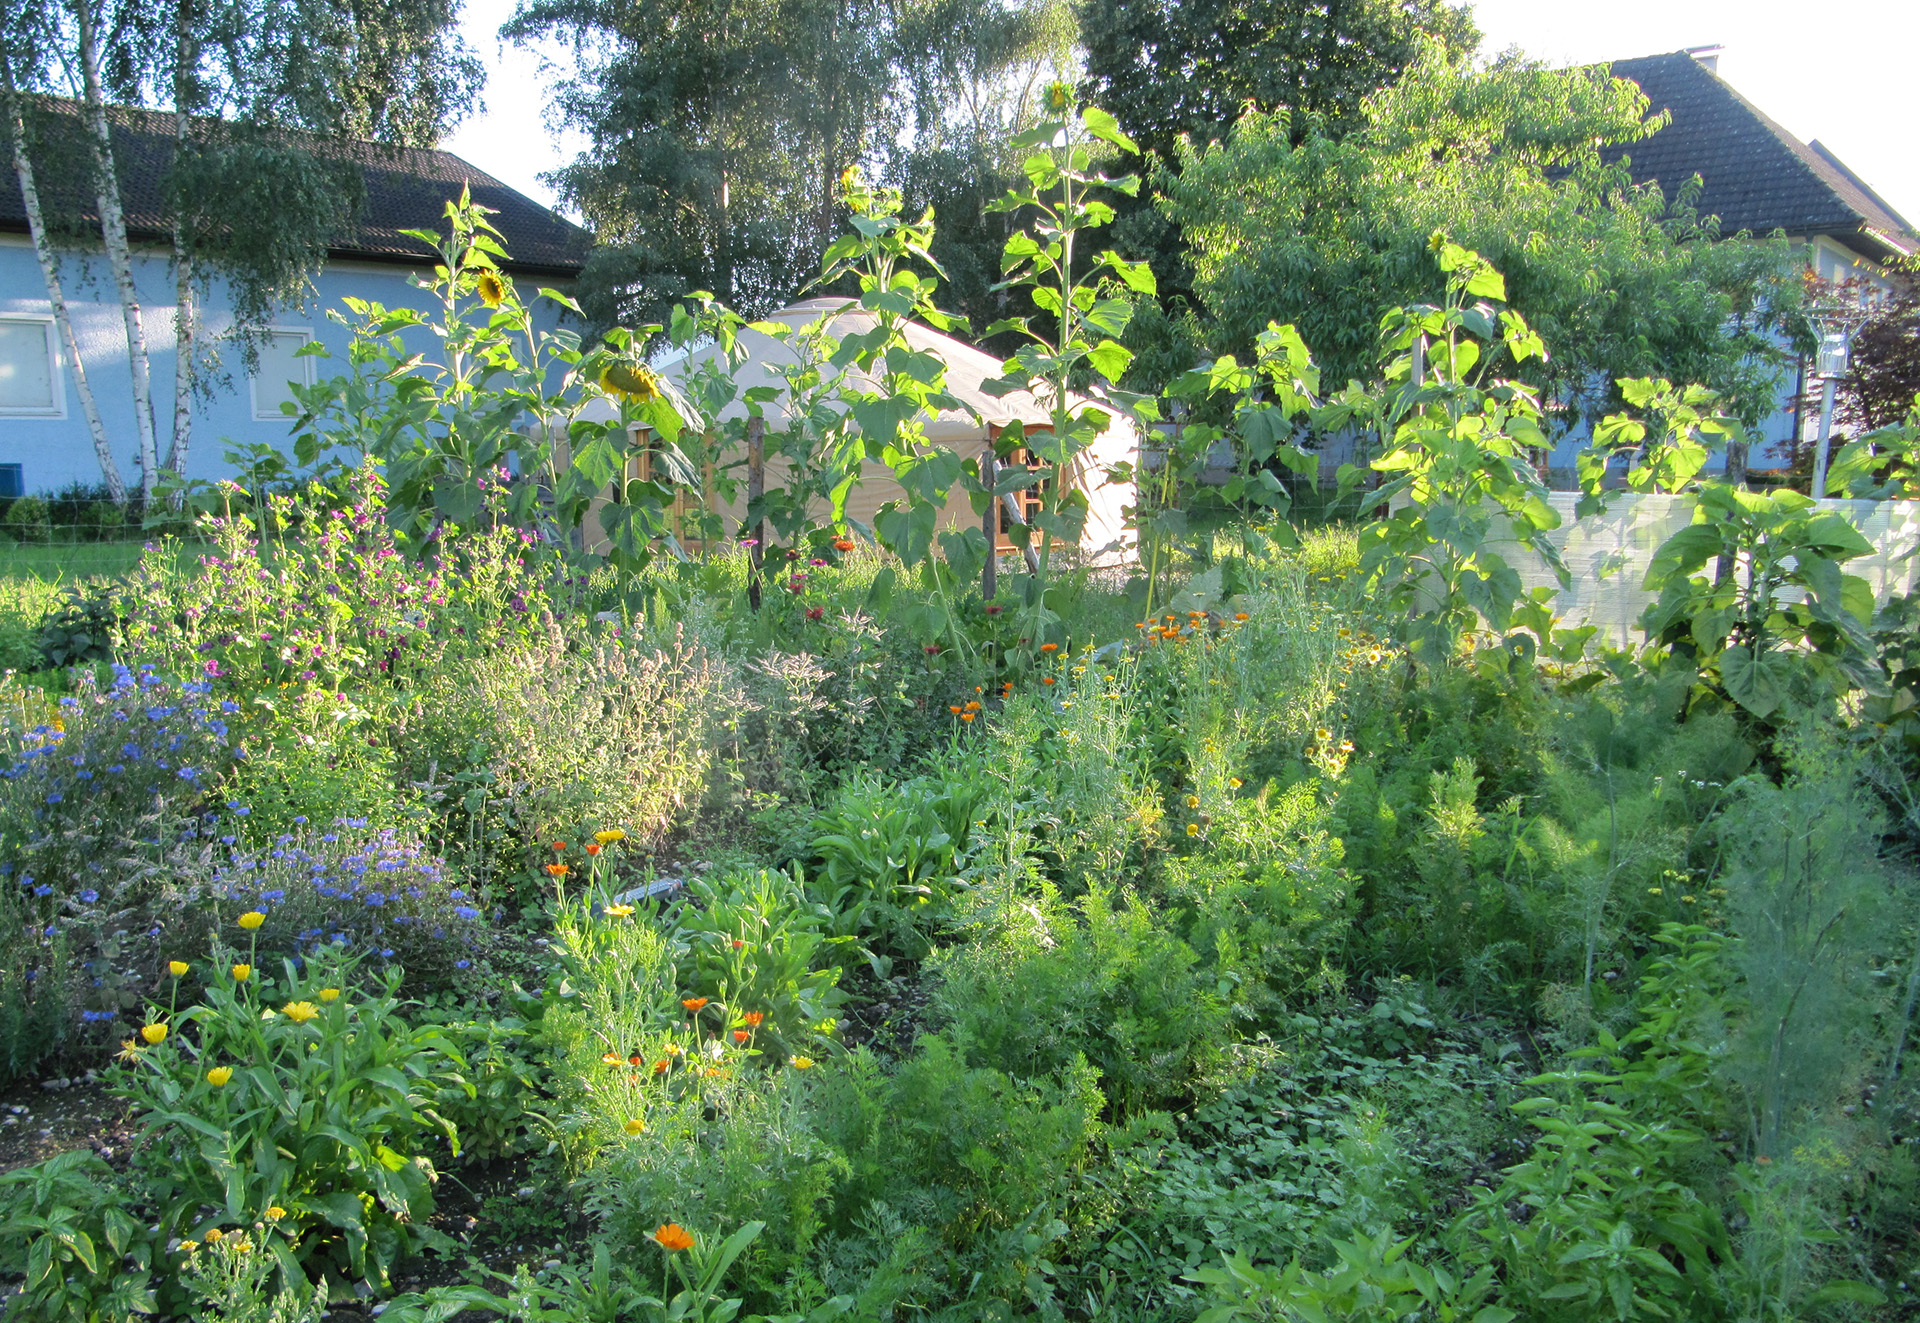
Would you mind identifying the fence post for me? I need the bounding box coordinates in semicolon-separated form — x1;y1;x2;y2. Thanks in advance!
747;416;765;612
982;445;998;603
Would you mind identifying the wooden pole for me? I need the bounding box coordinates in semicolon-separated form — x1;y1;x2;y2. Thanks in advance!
981;445;998;602
747;416;765;611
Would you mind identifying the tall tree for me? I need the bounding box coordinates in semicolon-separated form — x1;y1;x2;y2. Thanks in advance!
1078;0;1478;162
1154;47;1808;430
507;0;898;326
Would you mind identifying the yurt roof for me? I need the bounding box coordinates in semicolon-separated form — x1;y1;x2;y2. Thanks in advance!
667;296;1089;445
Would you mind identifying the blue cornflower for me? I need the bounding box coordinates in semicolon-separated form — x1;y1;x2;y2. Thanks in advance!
455;960;471;970
34;885;52;896
79;889;98;903
45;792;62;805
454;906;479;920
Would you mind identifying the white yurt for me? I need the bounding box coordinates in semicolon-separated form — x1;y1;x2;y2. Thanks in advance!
581;297;1140;563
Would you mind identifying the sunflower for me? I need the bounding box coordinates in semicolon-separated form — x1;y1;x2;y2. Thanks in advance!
474;270;508;308
601;361;664;404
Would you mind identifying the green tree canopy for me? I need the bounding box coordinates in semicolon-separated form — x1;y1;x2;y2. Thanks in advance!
1078;0;1477;162
1153;46;1808;429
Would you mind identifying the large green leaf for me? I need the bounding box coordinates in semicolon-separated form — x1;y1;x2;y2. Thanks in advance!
1720;645;1791;718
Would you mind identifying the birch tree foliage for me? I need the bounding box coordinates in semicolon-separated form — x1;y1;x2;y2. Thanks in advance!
0;0;482;497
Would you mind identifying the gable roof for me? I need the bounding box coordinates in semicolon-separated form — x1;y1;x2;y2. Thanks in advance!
1;97;591;277
1598;51;1916;264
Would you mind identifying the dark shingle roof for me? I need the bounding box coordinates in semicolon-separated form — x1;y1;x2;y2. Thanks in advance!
2;98;590;276
1598;51;1916;263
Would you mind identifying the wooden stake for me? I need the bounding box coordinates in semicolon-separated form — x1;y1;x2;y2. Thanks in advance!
747;416;765;611
982;445;998;602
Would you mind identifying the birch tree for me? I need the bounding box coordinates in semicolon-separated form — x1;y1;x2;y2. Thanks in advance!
0;39;126;500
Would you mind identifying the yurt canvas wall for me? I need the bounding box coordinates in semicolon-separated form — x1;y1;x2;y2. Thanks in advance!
578;298;1139;562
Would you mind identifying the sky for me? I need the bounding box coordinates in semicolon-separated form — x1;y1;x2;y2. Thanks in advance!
441;0;1920;232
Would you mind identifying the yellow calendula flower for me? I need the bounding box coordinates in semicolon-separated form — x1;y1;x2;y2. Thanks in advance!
1184;794;1199;809
1186;823;1200;837
281;1002;319;1024
232;964;252;982
168;960;189;977
624;1118;646;1136
790;1056;814;1069
237;911;266;931
266;1207;287;1221
140;1023;169;1045
605;904;635;918
1229;777;1243;789
475;269;508;308
318;988;340;1002
206;1066;233;1087
204;1228;224;1243
594;829;628;844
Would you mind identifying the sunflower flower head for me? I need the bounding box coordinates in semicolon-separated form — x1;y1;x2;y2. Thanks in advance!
600;362;663;404
475;269;508;308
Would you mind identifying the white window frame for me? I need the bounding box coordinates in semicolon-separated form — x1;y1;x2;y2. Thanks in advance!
0;314;67;419
249;326;315;422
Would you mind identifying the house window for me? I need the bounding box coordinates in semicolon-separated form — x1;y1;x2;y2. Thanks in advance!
0;316;62;417
250;329;314;421
0;464;22;498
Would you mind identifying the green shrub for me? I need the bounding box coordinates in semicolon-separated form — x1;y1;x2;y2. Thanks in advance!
931;882;1229;1117
1161;778;1354;1017
806;755;985;956
667;866;846;1059
814;1034;1105;1310
0;1150;158;1322
116;948;469;1288
4;494;52;544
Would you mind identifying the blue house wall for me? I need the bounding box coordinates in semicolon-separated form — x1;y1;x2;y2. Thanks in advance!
0;234;572;496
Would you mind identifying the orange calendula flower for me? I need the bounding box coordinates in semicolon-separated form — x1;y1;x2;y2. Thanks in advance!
168;960;189;977
960;712;976;722
832;538;855;552
652;1224;695;1252
949;705;964;715
1234;612;1249;622
1040;642;1058;652
733;1029;751;1043
743;1011;765;1027
624;1118;646;1136
682;997;709;1012
586;842;602;856
653;1058;670;1074
629;1052;644;1066
965;701;981;712
1040;677;1055;686
552;842;568;852
547;864;570;877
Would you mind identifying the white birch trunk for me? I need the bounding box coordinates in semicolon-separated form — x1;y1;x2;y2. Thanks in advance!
75;0;161;500
5;84;127;503
167;73;193;475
